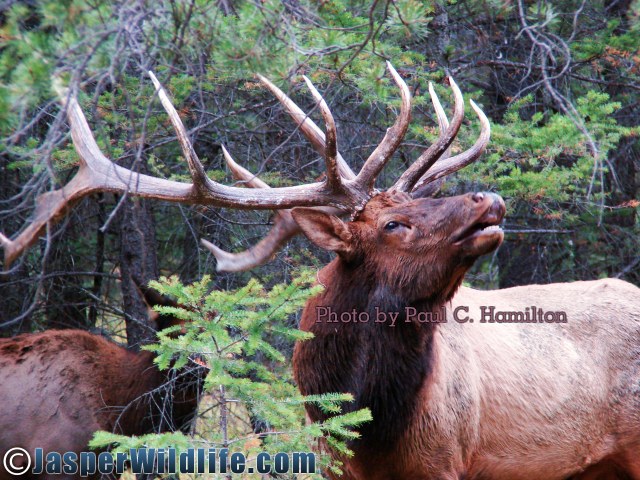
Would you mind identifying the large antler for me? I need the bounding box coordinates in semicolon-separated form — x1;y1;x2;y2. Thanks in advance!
205;75;491;272
2;63;489;272
200;64;408;271
1;65;410;268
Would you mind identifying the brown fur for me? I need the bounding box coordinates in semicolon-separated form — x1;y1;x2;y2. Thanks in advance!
292;192;640;480
0;294;204;480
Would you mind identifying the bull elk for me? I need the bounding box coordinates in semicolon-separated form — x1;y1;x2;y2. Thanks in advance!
0;283;204;480
1;64;639;479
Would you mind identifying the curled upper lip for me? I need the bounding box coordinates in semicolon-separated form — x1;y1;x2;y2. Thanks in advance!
453;200;505;243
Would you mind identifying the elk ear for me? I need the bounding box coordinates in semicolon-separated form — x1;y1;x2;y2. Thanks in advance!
291;208;353;256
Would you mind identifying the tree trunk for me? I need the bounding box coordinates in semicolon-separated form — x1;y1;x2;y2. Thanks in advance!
119;196;159;350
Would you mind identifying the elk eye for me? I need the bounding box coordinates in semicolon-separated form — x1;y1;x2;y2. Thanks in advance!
385;221;400;231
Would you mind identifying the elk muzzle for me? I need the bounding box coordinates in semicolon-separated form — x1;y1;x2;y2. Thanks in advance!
453;192;505;256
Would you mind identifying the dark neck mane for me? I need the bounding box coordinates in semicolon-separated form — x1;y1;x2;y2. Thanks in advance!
295;259;440;453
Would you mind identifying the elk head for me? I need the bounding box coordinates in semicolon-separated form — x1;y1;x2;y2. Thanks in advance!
291;190;505;307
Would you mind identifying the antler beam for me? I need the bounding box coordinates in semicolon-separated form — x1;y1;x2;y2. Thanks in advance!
1;70;381;267
202;146;342;271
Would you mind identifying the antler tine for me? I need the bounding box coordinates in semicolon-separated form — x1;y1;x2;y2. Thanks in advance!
204;147;342;272
202;146;298;271
201;211;300;272
202;206;344;272
257;74;355;181
392;77;465;193
354;61;412;192
148;71;211;192
302;76;340;190
429;81;450;133
221;145;270;189
408;83;450;198
411;99;491;190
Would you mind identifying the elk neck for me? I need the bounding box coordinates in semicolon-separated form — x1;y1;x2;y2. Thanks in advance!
295;257;443;453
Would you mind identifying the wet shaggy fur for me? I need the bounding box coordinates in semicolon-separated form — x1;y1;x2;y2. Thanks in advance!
292;192;640;480
0;329;203;479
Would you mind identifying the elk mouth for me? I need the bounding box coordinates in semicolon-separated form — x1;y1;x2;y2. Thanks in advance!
454;222;503;244
453;200;505;254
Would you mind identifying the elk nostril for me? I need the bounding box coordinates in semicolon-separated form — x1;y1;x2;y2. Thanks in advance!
472;192;484;203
